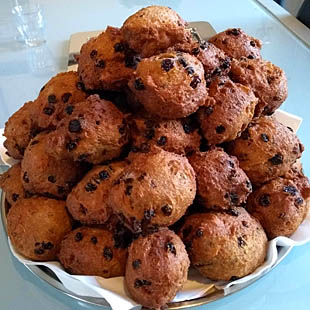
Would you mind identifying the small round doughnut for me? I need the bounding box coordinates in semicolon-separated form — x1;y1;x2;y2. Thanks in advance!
66;161;128;224
128;52;207;119
179;208;267;281
197;77;257;145
0;163;29;206
108;147;196;233
188;148;252;210
129;117;201;155
21;132;81;199
230;58;288;115
247;177;308;239
125;228;189;309
3;101;38;159
121;5;192;57
35;71;88;129
228;116;303;186
78;26;137;91
58;226;127;278
170;40;231;85
7;197;72;261
46;95;129;164
209;28;262;60
283;162;310;203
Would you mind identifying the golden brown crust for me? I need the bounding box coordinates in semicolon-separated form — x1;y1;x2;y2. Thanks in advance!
125;228;189;309
209;28;262;60
128;52;207;119
78;27;136;91
21;132;81;199
129;117;201;155
7;197;72;261
228;116;303;186
197;77;258;145
66;161;128;224
247;178;307;239
188;149;251;210
0;164;28;206
121;6;192;58
35;72;88;129
179;209;267;281
170;41;231;84
230;58;288;115
46;95;129;164
108;147;196;233
58;227;127;277
3;101;38;159
283;162;310;202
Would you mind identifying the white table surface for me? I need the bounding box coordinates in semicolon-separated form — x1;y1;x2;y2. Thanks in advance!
1;0;310;309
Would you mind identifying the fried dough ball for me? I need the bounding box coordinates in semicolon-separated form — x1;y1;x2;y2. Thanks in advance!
129;117;201;155
209;28;262;60
35;72;88;129
121;5;192;58
58;227;127;278
125;228;189;309
247;178;308;239
197;77;258;145
128;52;207;119
179;208;267;281
21;132;81;199
228;116;303;186
108;147;196;233
283;162;310;204
46;95;129;164
78;26;137;91
0;163;29;206
170;40;231;84
7;197;72;261
3;101;38;159
66;161;128;225
230;58;288;115
189;149;251;210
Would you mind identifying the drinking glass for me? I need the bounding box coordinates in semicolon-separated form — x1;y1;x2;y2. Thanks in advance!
12;3;46;47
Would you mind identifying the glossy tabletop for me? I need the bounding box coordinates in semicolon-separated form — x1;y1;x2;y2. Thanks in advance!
1;0;310;309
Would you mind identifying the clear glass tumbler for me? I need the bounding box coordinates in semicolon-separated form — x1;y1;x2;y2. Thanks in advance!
12;3;46;47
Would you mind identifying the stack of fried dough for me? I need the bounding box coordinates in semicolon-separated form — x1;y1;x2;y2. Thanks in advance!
1;6;309;310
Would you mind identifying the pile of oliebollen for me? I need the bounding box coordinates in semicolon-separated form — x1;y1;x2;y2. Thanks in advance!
1;6;309;310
